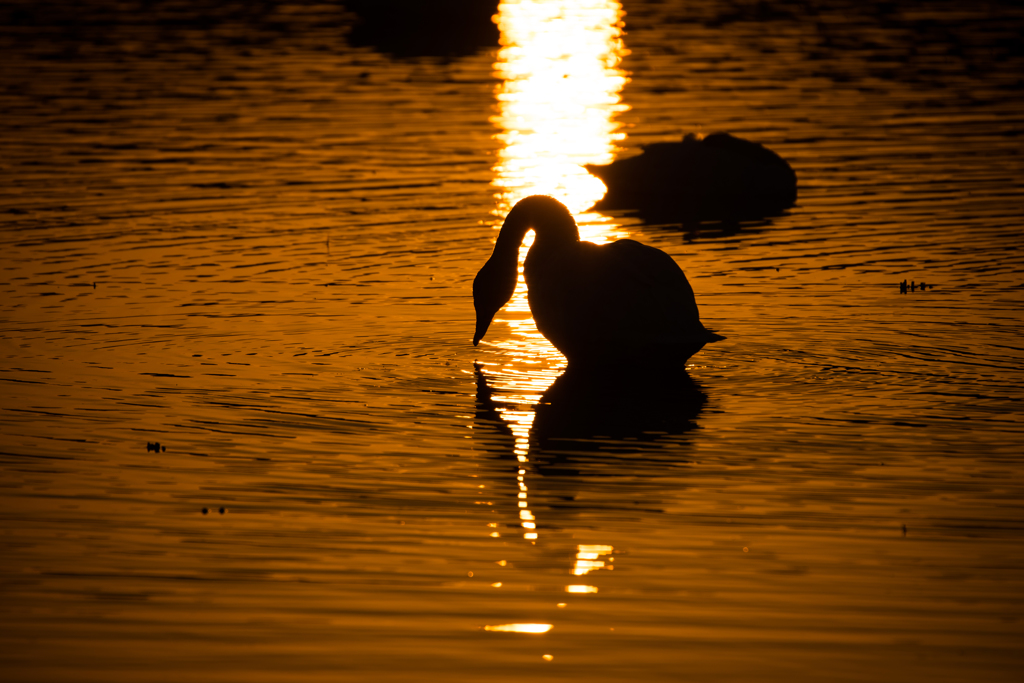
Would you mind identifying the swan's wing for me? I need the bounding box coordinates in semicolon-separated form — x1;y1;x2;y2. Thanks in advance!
524;238;718;359
603;239;700;319
577;239;710;346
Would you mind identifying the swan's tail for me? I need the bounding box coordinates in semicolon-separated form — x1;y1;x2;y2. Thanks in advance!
702;326;726;343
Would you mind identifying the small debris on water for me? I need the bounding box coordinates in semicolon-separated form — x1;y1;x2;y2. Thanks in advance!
902;524;907;537
146;442;165;453
202;508;208;515
900;279;933;294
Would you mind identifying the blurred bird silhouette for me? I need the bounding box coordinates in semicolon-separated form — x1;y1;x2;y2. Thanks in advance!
585;132;796;224
473;195;722;368
345;0;499;60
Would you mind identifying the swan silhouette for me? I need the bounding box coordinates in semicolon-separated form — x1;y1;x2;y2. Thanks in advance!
585;132;797;223
473;195;723;367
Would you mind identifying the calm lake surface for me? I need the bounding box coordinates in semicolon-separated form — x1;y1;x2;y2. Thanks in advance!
2;1;1023;681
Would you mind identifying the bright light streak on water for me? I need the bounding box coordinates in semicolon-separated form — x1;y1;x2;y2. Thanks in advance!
484;623;553;633
483;0;630;558
492;0;630;217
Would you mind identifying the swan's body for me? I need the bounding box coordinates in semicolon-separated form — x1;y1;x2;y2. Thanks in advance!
473;195;722;367
585;132;796;223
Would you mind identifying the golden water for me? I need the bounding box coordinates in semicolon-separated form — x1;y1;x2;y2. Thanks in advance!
1;1;1023;681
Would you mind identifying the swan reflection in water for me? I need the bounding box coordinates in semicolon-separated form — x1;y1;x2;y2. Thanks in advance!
472;358;706;583
474;361;706;472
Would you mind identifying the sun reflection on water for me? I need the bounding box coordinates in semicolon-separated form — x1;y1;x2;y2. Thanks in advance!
484;1;631;541
491;0;630;217
483;623;553;634
481;0;630;551
572;544;615;576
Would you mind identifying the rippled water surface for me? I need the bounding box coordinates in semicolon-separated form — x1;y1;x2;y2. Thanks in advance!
2;1;1023;681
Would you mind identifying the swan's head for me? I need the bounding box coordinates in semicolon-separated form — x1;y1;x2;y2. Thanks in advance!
473;255;516;346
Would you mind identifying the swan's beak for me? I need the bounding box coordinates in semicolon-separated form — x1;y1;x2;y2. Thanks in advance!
473;311;493;346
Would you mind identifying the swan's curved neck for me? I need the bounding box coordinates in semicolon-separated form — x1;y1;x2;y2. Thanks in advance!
484;195;581;302
473;196;580;346
498;195;580;253
491;216;530;263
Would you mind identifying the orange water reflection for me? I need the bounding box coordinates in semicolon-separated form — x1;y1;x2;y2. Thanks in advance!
483;1;629;546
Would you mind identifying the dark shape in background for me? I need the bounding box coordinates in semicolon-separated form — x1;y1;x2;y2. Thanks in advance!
0;0;501;59
344;0;500;60
586;132;797;225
